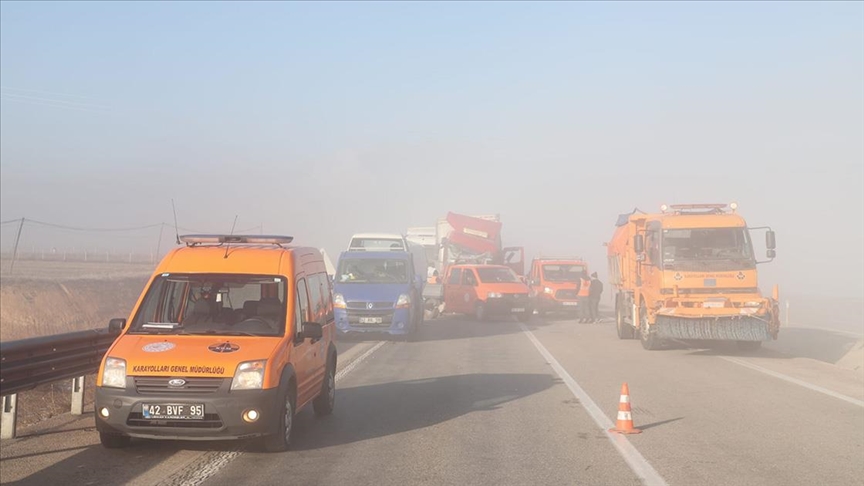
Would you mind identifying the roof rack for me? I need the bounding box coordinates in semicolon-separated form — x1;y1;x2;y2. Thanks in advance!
179;234;294;247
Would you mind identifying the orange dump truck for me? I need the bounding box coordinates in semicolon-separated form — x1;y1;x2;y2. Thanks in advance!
607;203;779;350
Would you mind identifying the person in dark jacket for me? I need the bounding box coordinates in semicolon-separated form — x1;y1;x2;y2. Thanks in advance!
588;272;604;323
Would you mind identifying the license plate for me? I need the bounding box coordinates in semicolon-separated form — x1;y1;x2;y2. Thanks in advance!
703;301;725;309
511;308;525;313
563;301;579;306
142;403;204;420
359;317;383;324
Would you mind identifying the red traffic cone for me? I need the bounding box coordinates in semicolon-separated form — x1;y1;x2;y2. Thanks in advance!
609;382;641;434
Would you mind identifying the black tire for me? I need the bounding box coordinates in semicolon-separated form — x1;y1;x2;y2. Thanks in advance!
639;303;662;351
616;296;635;340
264;385;296;452
99;432;131;449
475;303;487;322
736;341;762;352
313;358;336;416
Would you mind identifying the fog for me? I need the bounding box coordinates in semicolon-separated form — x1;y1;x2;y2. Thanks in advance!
1;2;862;299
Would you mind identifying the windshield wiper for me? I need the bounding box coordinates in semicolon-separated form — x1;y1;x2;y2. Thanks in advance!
184;330;259;337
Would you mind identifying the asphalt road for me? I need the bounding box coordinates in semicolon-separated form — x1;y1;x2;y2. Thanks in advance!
2;315;862;486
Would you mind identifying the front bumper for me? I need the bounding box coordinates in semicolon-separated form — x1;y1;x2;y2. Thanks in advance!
95;378;281;440
535;295;580;312
335;307;414;335
485;298;532;316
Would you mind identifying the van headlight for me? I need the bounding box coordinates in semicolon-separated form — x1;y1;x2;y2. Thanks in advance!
102;357;127;389
334;293;347;309
543;287;554;295
231;360;266;390
396;294;411;309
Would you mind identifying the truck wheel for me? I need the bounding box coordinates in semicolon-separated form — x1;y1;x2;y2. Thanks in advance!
99;432;131;449
475;303;487;322
736;341;762;352
639;303;662;350
616;297;635;340
264;385;296;452
313;357;336;416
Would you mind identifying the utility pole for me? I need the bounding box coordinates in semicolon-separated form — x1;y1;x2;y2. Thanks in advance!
9;218;25;274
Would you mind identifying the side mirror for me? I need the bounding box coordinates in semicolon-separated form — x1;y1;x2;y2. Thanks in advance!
634;234;645;254
766;230;776;250
109;318;126;332
302;322;323;340
767;249;776;259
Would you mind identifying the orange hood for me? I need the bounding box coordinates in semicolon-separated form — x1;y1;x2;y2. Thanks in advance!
109;334;281;378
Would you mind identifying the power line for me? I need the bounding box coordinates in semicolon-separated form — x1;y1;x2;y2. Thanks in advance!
26;219;163;232
0;218;21;225
0;85;101;101
0;91;109;110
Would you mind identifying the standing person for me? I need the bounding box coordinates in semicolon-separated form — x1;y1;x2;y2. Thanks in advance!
577;270;591;323
589;272;604;323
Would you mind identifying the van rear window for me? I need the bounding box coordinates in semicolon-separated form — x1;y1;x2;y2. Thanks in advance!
129;274;286;337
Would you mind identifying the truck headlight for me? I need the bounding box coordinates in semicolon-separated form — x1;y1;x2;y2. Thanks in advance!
487;292;502;298
102;357;126;389
334;293;346;309
543;287;554;295
231;360;266;390
396;294;412;308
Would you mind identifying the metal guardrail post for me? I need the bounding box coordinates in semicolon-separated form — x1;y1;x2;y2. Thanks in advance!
71;376;85;415
1;394;18;439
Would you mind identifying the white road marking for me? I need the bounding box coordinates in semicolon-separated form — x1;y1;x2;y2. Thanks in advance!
335;341;386;382
720;356;864;408
163;341;386;486
519;323;668;486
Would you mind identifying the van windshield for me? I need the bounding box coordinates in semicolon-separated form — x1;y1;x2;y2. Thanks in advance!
337;258;409;284
477;267;519;283
541;264;585;282
128;274;286;337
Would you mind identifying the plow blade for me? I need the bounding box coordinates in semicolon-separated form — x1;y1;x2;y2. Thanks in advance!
653;316;771;342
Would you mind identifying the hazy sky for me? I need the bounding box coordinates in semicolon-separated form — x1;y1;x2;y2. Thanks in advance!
1;2;862;298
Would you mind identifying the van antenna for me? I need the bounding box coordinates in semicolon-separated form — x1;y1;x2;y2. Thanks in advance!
171;199;181;245
224;215;239;259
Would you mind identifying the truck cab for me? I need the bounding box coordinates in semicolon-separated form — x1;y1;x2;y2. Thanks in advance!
527;258;588;315
333;251;424;338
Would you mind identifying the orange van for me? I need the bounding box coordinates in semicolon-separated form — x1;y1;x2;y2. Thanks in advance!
526;258;588;315
95;235;336;452
443;264;532;321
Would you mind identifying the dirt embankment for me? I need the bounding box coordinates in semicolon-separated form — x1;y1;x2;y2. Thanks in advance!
0;275;150;341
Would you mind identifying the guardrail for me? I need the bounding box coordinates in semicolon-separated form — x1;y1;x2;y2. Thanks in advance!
0;328;119;439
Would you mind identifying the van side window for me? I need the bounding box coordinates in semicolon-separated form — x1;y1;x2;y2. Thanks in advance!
462;269;477;286
295;278;310;339
317;273;334;322
447;268;462;285
307;274;324;324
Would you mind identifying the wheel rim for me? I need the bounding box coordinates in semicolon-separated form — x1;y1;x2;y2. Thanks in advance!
640;306;649;341
327;368;335;406
283;395;293;442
